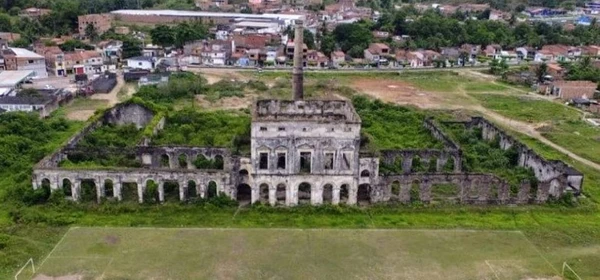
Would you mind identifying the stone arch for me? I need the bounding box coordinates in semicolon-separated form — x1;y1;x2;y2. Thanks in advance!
298;182;312;204
340;184;350;204
360;170;370;177
144;179;159;203
40;178;51;201
121;182;138;202
178;154;188;168
62;178;73;197
194;154;209;169
163;181;180;202
187;180;198;199
276;183;286;205
213;155;224;169
469;179;480;199
236;184;252;204
104;179;114;198
549;179;560;198
259;183;269;203
160;154;170;168
410;179;420;202
207;181;218;198
411;156;424;172
239;169;249;176
80;179;97;202
357;184;371;205
428;156;438;172
322;183;333;204
390;180;401;201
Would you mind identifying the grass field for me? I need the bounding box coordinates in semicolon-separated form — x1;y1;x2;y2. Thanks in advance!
469;93;581;123
541;120;600;165
25;227;560;280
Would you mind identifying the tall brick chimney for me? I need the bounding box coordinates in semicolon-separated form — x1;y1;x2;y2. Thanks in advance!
292;20;304;100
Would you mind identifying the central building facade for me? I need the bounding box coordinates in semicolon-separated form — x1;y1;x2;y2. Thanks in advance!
241;99;378;205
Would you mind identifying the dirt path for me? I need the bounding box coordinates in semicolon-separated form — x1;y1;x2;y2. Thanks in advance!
451;83;600;172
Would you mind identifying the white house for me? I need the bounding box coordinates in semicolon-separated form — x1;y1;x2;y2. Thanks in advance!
126;56;156;70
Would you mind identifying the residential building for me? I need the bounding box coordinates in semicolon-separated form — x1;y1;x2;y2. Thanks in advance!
420;50;441;66
516;47;536;61
396;50;424;68
126;56;156;70
0;88;73;118
142;45;165;57
285;40;307;61
199;40;233;66
1;47;48;78
546;63;565;79
96;40;123;64
331;51;345;66
460;44;481;63
582;45;600;57
363;43;390;63
541;81;597;100
40;46;67;76
78;14;113;36
537;45;582;62
306;50;327;67
19;7;51;19
484;44;503;60
372;30;390;39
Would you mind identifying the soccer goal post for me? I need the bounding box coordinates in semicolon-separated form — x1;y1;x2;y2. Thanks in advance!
14;258;35;280
562;262;582;280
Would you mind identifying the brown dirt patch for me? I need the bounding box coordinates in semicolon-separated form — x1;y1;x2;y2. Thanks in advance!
195;94;256;110
66;110;95;121
104;235;120;245
351;78;445;109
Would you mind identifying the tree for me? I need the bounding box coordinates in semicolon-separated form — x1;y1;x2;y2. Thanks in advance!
60;39;94;52
150;25;175;47
536;62;548;83
121;37;142;59
320;34;335;57
287;28;317;50
174;21;208;48
333;23;372;54
489;58;509;76
85;23;99;42
0;13;12;32
10;38;30;48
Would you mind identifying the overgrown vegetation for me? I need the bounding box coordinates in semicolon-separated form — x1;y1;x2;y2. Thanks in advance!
151;108;251;154
444;123;537;188
352;95;443;150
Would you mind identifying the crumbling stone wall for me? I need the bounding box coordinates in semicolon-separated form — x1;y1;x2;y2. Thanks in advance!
462;117;583;195
380;149;461;173
33;168;231;203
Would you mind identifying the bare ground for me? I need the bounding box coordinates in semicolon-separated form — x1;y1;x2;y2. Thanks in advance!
65;74;135;121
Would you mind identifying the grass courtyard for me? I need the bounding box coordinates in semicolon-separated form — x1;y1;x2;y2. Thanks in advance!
26;227;559;280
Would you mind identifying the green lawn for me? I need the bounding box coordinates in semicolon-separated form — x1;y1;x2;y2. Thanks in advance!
29;227;558;280
540;120;600;165
464;82;509;92
470;93;581;123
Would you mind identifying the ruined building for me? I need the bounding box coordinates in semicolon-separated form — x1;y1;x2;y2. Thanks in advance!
31;22;584;206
